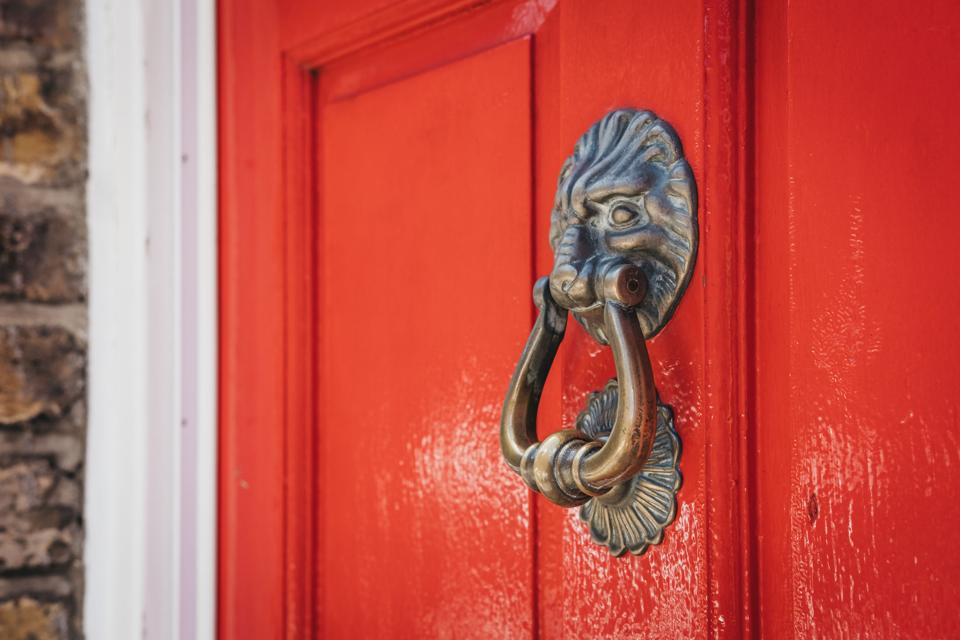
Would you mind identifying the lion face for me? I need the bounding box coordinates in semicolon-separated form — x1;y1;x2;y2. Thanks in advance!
547;109;698;344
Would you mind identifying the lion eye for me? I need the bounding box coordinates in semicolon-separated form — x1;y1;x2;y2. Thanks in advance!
611;206;639;226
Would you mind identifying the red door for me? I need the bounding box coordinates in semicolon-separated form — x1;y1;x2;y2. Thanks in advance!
219;1;960;638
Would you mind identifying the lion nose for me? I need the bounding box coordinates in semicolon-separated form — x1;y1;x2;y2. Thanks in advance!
549;224;599;309
551;261;597;308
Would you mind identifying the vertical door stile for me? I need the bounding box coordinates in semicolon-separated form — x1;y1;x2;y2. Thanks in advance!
701;0;758;637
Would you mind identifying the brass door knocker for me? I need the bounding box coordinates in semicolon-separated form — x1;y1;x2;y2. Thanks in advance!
500;109;698;556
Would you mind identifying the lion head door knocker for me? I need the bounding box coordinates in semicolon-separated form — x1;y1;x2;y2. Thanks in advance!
500;109;697;556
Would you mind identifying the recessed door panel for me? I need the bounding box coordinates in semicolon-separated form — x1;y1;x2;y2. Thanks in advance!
319;39;534;638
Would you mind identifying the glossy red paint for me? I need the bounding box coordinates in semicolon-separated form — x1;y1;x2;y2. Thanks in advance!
219;0;960;637
532;2;751;638
218;1;285;637
754;1;960;637
318;40;534;636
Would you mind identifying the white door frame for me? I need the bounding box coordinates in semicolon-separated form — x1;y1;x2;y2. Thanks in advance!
85;0;217;637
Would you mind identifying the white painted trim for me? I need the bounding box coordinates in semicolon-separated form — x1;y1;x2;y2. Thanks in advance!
85;1;148;637
192;1;219;636
85;0;217;637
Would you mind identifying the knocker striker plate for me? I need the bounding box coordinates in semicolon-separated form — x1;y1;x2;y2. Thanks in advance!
576;380;681;557
499;108;697;557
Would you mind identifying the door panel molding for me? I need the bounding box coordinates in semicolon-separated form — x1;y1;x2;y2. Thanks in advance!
701;1;756;637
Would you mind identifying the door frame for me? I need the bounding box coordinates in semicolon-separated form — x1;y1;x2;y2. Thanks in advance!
218;0;754;637
86;0;218;638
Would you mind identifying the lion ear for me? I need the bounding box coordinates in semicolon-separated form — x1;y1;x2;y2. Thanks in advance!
554;157;574;202
550;156;575;250
665;160;696;216
641;121;683;166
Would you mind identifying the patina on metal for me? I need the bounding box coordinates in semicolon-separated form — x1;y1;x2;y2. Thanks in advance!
577;380;682;557
500;108;697;556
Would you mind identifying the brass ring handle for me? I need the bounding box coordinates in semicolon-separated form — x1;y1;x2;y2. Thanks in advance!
498;108;698;556
501;263;656;507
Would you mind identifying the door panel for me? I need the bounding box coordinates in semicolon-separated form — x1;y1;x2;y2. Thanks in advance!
318;39;534;638
755;1;960;637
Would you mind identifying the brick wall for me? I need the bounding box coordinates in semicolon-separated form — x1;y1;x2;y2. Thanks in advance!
0;1;87;638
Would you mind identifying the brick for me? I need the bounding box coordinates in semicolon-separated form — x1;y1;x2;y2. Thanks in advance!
0;597;69;640
0;459;81;572
0;0;80;51
0;64;85;187
0;211;85;302
0;325;84;426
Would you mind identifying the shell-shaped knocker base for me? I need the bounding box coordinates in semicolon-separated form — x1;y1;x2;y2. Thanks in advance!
576;379;682;557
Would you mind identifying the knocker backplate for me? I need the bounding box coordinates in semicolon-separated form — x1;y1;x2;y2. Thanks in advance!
576;379;682;556
547;109;698;342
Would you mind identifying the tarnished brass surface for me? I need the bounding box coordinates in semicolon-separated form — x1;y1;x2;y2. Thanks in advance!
500;109;697;555
547;109;698;341
577;380;682;557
